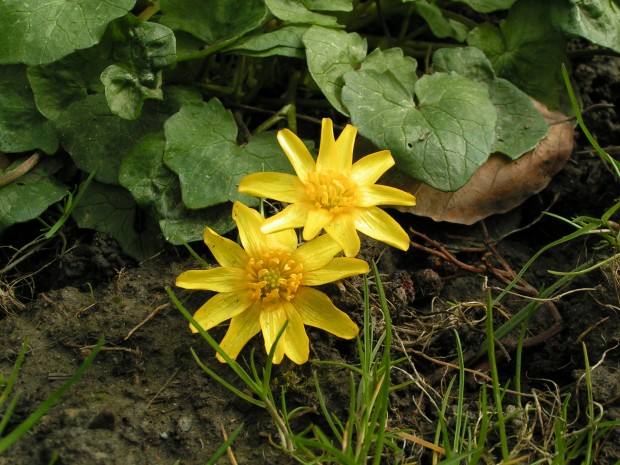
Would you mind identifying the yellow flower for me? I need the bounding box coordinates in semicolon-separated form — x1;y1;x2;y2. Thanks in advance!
176;201;369;364
238;118;416;257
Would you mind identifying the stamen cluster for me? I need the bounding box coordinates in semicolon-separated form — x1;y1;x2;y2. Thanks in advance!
305;170;356;212
246;251;303;303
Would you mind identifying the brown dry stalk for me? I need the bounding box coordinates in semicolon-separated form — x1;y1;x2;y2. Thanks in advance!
0;152;40;187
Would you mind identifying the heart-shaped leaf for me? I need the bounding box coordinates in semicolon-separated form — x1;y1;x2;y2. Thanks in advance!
119;132;235;244
164;99;294;209
55;94;164;184
303;27;367;115
391;100;574;224
161;0;267;45
468;0;568;111
432;47;548;159
71;180;163;261
0;0;135;65
342;69;496;192
0;65;59;154
551;0;620;53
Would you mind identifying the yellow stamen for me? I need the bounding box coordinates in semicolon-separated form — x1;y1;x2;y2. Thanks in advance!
305;170;356;212
246;251;303;304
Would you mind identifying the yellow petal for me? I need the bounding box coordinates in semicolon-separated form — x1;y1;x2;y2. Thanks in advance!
302;257;369;286
315;118;339;173
203;227;248;268
350;150;394;185
356;184;416;207
282;303;310;364
277;129;316;182
353;206;411;251
334;124;357;172
302;207;333;241
261;202;309;234
216;302;262;362
260;302;287;364
291;233;341;272
233;202;297;257
176;267;248;292
238;172;307;203
190;290;254;332
293;287;359;339
324;213;360;257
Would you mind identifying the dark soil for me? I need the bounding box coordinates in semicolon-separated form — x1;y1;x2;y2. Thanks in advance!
1;56;620;465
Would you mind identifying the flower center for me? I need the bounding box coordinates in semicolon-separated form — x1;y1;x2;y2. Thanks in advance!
246;251;303;304
305;170;356;211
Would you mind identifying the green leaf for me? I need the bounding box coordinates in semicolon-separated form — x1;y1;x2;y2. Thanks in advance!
302;0;352;12
303;26;367;115
101;64;163;120
225;25;309;59
551;0;620;53
342;69;496;192
0;0;135;66
468;0;568;110
129;20;177;71
0;158;67;231
415;0;469;41
0;65;59;154
119;132;235;244
160;0;267;45
71;180;163;261
54;94;164;184
360;48;418;94
164;99;294;209
451;0;516;13
27;48;110;121
432;47;547;159
99;18;176;120
266;0;341;26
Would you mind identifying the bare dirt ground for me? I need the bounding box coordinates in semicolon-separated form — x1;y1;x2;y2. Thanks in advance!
1;55;619;464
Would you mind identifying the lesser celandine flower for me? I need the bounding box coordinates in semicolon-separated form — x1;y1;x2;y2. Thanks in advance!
176;201;368;364
239;118;416;257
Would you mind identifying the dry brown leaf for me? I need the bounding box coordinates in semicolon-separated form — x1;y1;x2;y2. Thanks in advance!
390;100;574;224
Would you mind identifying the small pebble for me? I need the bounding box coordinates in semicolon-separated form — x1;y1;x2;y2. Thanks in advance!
177;415;192;432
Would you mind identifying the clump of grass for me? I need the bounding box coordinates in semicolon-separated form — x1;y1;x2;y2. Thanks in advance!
169;261;415;464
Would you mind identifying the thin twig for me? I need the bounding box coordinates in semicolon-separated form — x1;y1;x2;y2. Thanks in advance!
125;303;169;340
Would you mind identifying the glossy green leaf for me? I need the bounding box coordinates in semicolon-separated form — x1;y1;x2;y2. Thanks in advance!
0;158;67;231
225;25;308;59
119;133;235;244
54;95;164;184
164;99;294;209
468;0;568;110
342;69;496;192
304;26;418;115
451;0;516;13
101;65;163;120
302;0;352;12
266;0;341;26
0;0;135;65
0;65;59;154
71;180;163;261
99;19;175;120
27;48;110;121
303;27;367;115
160;0;267;45
551;0;620;53
432;47;547;159
360;48;418;94
129;20;177;70
415;0;469;41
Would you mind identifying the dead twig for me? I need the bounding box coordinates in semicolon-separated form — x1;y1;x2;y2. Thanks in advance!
125;303;170;340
